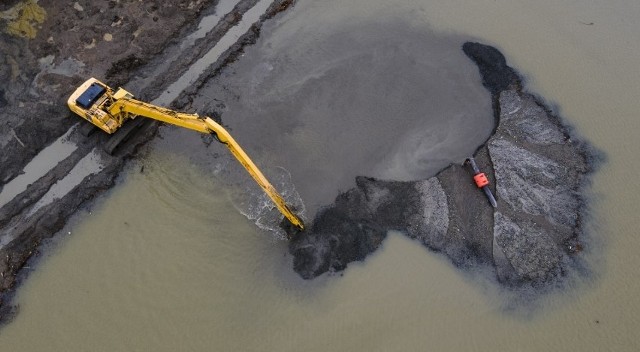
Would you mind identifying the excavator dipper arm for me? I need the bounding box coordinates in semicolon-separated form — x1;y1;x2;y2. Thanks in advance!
203;117;305;232
107;97;305;232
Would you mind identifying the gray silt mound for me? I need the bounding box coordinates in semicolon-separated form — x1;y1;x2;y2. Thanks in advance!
289;42;600;289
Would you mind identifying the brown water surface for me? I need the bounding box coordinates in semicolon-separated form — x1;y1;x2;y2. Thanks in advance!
1;0;639;350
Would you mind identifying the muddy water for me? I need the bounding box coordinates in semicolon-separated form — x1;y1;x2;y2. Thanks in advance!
2;0;640;351
189;20;494;218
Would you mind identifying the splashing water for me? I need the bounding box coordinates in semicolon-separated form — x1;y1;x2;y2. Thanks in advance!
230;166;306;239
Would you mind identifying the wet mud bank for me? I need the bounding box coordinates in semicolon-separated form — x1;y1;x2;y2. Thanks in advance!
290;42;601;290
0;0;213;184
0;0;296;323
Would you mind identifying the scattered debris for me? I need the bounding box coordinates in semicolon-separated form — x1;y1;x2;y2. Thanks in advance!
10;129;25;148
0;0;46;39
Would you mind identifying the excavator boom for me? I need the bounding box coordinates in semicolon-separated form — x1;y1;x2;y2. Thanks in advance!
68;78;304;233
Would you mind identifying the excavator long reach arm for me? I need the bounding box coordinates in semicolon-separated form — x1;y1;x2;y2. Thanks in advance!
68;77;305;233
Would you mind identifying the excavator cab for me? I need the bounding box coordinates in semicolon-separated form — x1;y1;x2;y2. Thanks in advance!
68;78;134;134
75;82;106;109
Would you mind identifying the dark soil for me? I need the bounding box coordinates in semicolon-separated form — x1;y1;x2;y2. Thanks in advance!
0;0;213;184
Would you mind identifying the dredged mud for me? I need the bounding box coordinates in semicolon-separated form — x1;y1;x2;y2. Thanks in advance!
289;42;601;290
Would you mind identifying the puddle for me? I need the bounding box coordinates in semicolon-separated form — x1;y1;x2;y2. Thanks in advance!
28;149;104;216
180;0;243;50
155;0;275;105
128;0;244;94
37;56;86;77
0;125;78;209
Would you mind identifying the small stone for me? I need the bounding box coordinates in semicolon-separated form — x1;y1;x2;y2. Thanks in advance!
103;33;113;42
73;2;84;11
84;38;96;49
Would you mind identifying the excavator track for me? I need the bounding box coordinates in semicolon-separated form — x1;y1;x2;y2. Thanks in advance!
103;118;147;155
79;120;98;137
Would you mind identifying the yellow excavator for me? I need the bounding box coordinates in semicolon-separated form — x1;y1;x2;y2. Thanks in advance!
68;77;305;234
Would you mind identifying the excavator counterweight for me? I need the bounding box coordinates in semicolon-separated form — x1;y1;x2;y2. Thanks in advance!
68;77;305;234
